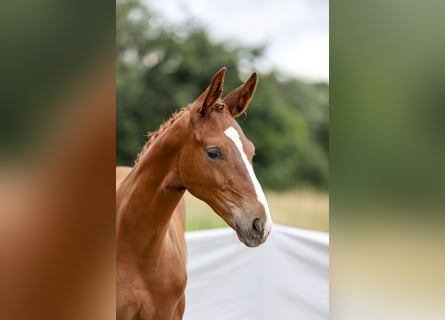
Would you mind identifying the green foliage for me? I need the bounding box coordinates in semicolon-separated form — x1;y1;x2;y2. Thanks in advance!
117;0;329;190
241;73;329;189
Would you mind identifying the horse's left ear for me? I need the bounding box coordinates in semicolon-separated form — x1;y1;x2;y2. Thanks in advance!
223;72;258;117
193;67;226;116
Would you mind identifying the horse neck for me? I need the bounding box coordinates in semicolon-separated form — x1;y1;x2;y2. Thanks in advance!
116;113;189;255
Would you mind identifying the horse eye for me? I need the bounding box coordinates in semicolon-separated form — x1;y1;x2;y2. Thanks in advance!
206;147;223;160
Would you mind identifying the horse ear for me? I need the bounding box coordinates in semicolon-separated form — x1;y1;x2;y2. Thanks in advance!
194;67;226;116
223;72;258;117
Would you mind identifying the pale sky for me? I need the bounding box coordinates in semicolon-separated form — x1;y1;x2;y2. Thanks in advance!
144;0;329;82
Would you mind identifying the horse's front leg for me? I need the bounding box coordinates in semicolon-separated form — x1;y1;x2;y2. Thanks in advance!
116;287;141;320
116;303;139;320
173;294;186;320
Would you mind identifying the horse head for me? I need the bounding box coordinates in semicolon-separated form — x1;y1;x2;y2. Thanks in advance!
179;68;273;247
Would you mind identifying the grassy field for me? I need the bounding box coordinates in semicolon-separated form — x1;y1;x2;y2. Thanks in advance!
184;189;329;232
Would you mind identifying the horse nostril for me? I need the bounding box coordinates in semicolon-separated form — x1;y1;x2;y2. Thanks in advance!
252;218;264;238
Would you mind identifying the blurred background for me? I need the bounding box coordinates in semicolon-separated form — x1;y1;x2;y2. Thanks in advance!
116;0;329;231
0;1;115;318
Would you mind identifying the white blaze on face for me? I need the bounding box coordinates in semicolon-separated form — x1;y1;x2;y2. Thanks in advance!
224;126;273;233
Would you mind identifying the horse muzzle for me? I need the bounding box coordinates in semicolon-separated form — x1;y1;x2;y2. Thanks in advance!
235;216;271;247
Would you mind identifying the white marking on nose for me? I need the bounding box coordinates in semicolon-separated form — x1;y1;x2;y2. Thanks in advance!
224;126;273;233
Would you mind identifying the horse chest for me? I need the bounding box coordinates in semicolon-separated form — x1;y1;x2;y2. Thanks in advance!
137;229;187;318
133;252;185;319
117;248;187;320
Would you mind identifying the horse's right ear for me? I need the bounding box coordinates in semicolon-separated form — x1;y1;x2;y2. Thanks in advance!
192;67;226;116
223;72;258;118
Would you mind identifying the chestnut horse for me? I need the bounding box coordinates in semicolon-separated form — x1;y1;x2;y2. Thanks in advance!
116;68;273;320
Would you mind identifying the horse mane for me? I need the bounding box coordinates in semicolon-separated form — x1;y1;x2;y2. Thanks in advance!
134;106;189;165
